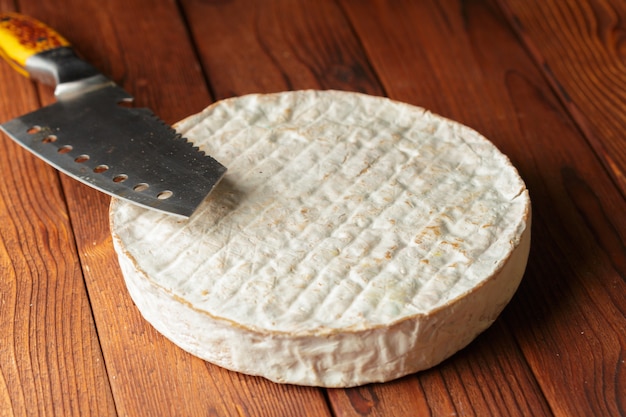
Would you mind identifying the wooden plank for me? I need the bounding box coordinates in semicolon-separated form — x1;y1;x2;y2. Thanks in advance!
0;4;117;416
182;0;384;99
15;1;332;416
182;0;558;415
498;0;626;199
327;378;431;417
340;0;626;415
0;143;116;417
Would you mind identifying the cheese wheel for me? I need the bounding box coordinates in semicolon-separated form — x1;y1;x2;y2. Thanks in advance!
110;90;531;387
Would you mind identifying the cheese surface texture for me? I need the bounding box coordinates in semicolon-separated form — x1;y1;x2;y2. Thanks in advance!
110;90;531;387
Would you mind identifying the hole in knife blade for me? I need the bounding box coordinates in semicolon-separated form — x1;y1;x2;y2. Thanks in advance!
133;183;149;192
42;135;57;143
58;145;73;154
75;154;90;163
112;174;128;183
94;165;109;174
27;125;42;134
117;98;134;108
157;190;173;200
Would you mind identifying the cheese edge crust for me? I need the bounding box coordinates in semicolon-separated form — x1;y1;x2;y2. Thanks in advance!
109;91;532;387
111;210;530;387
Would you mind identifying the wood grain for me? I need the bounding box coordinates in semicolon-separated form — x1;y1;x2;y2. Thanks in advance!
498;0;626;199
0;4;116;414
182;0;384;99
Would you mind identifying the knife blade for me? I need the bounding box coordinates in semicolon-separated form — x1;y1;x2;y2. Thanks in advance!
0;12;226;218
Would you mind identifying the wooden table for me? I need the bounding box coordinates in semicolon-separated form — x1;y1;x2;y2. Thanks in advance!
0;0;624;415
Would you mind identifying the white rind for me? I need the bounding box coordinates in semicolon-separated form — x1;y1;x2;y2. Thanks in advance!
110;90;531;387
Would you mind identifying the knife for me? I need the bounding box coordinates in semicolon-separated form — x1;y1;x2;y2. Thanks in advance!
0;12;226;218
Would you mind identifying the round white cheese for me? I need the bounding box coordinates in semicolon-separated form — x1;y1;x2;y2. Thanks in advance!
110;90;531;387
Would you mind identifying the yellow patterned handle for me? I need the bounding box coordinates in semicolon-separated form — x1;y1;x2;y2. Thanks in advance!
0;12;102;96
0;12;70;77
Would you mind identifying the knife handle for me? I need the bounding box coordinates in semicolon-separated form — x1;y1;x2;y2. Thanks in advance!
0;12;102;93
